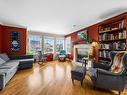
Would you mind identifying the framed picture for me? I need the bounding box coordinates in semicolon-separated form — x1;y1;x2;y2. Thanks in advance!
77;29;88;41
10;32;20;52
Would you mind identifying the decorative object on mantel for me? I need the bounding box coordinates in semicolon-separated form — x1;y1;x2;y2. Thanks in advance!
10;32;20;52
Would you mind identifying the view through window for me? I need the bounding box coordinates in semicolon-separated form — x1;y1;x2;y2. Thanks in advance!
56;38;64;53
28;35;42;54
44;37;54;54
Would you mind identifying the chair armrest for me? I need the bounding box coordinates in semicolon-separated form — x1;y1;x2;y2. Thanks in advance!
97;68;122;77
93;63;110;70
96;68;126;86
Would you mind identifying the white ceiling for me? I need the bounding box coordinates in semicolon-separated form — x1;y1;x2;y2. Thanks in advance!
0;0;127;35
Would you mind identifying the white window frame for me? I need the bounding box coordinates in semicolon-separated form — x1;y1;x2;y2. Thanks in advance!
65;36;71;54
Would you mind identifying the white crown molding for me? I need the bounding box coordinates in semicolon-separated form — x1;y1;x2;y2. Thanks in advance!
0;21;3;25
1;23;27;29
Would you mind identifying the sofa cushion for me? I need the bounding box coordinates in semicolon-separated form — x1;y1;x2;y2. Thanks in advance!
3;60;19;67
0;58;5;65
0;60;19;75
0;54;10;62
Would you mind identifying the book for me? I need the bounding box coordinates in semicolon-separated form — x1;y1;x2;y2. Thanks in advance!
99;30;126;41
99;42;126;50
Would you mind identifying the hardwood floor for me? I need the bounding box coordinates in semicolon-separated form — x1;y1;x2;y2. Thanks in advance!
0;61;127;95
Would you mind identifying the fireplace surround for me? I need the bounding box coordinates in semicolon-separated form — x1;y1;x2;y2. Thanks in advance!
73;44;92;66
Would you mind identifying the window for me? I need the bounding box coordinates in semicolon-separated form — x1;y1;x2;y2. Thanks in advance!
27;35;65;55
44;37;54;54
28;35;42;54
65;37;71;54
56;38;64;53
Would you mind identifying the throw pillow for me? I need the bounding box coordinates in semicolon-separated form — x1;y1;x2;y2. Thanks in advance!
0;53;10;62
111;52;125;73
0;58;5;65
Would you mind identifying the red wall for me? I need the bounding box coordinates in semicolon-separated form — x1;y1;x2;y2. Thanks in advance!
0;25;2;52
65;24;99;62
1;25;26;56
87;24;99;62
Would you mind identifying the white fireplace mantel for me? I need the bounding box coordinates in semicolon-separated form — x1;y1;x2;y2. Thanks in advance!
73;44;92;65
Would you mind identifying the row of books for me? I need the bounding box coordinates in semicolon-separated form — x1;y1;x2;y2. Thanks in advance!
99;20;124;31
99;51;109;58
99;30;126;41
119;30;126;39
99;41;126;50
99;43;111;49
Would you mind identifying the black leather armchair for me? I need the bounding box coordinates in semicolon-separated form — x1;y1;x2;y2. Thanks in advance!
89;51;127;95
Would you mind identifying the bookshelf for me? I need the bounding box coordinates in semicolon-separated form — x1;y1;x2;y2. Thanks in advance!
98;17;127;63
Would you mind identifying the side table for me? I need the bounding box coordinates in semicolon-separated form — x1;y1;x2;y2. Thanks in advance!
82;57;95;68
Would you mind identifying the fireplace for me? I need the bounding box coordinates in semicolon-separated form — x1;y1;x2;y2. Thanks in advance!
73;44;92;65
